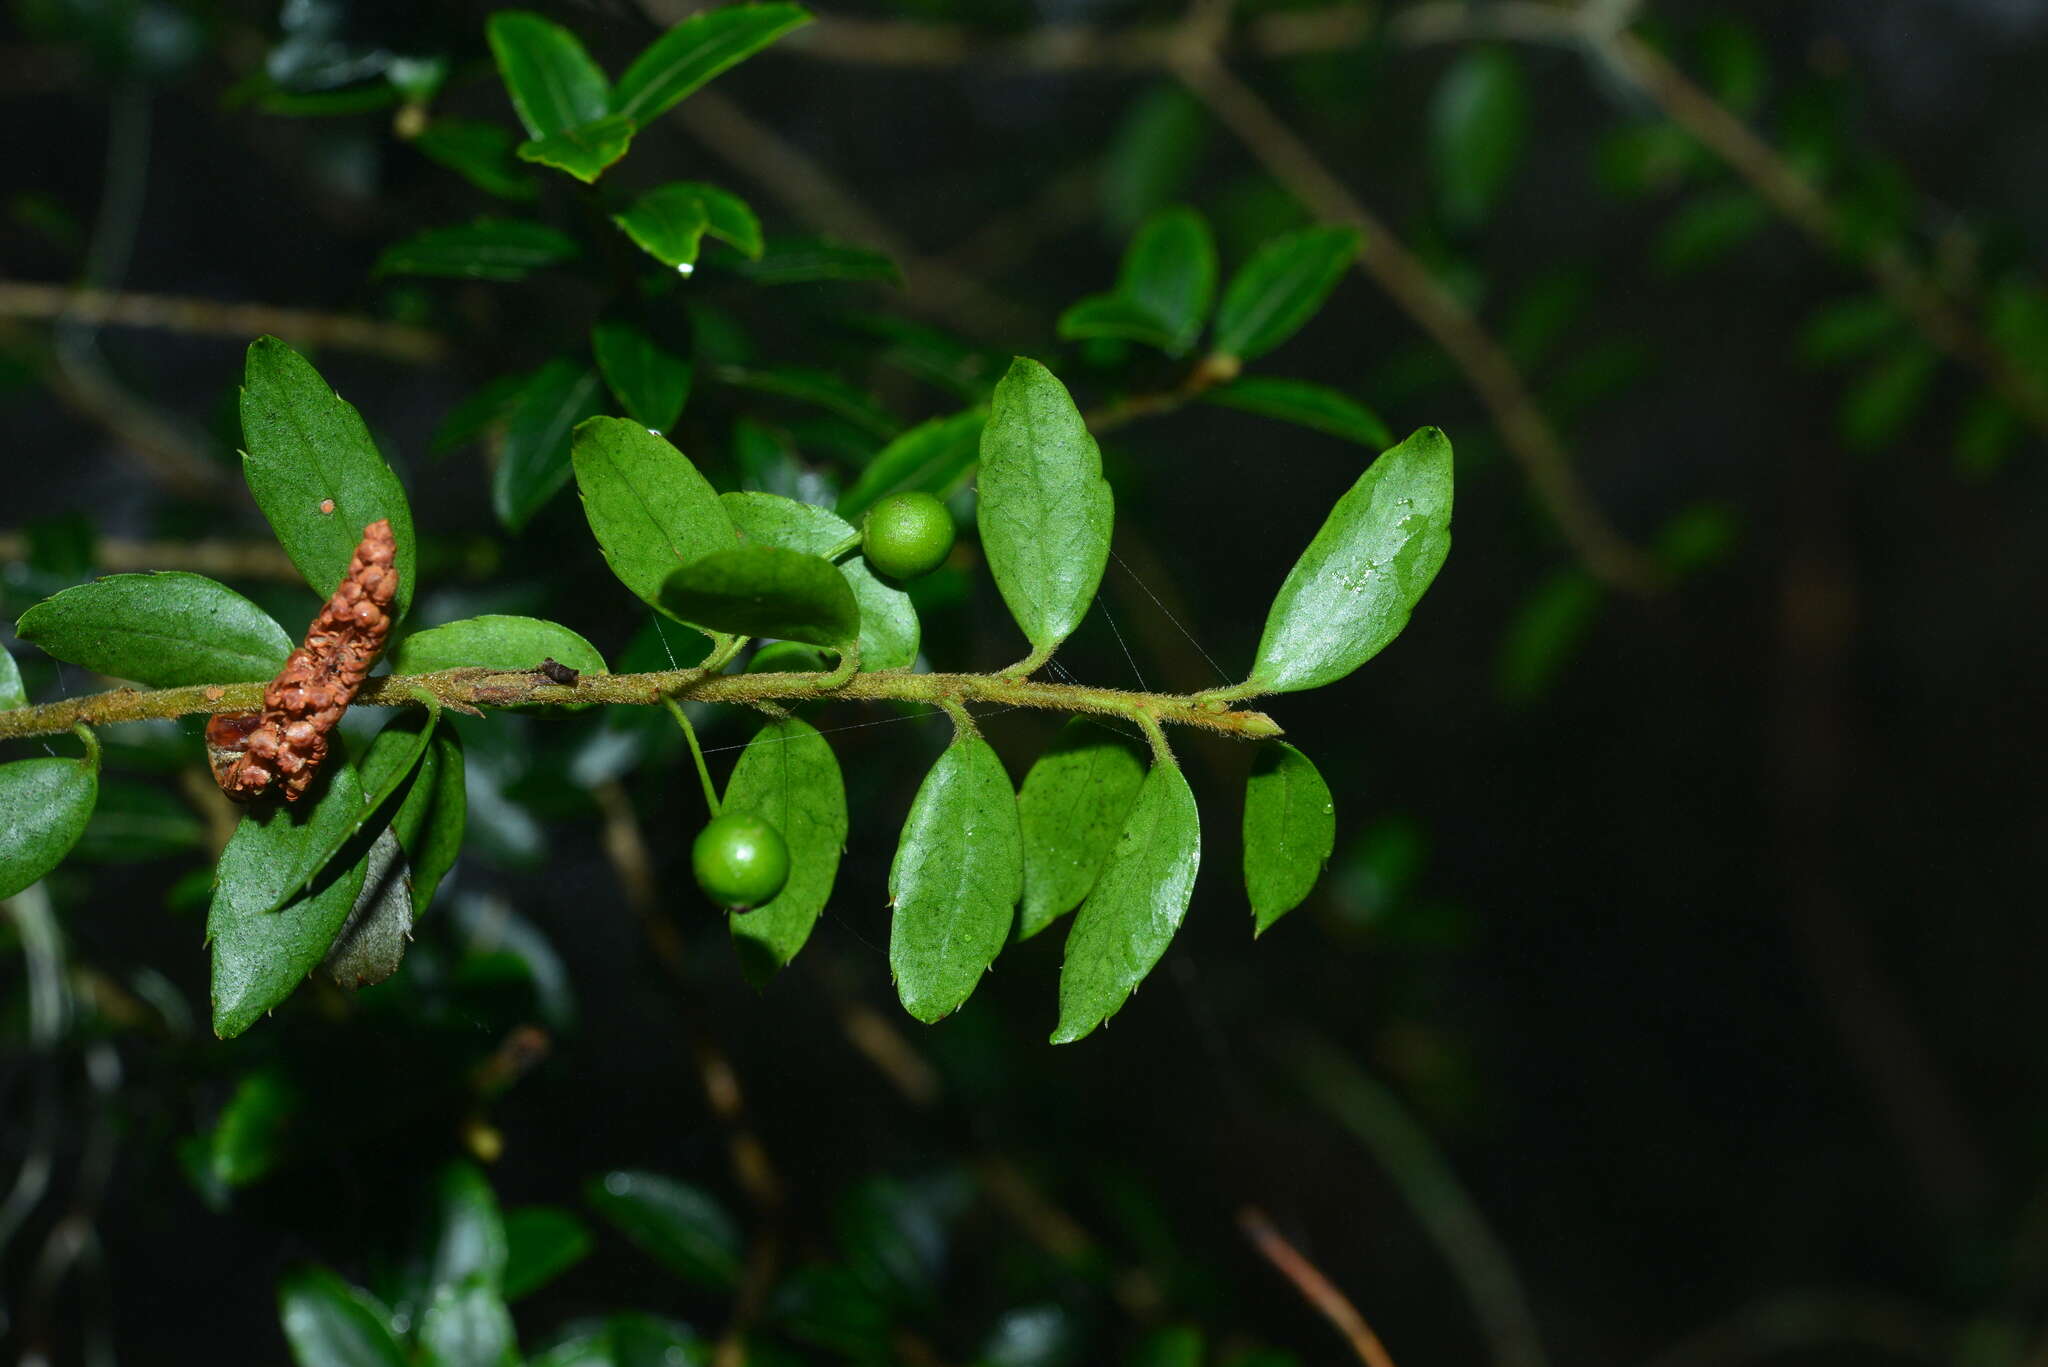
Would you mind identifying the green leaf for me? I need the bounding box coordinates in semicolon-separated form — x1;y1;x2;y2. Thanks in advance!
1796;295;1903;367
1052;755;1200;1043
571;417;737;619
16;572;290;685
1103;84;1208;232
430;1161;510;1291
1429;47;1528;229
1652;188;1768;274
503;1207;593;1300
241;337;418;623
1242;741;1335;934
374;219;579;281
0;751;99;899
485;11;609;142
723;717;848;983
593;320;692;433
394;614;607;677
1496;568;1603;703
70;777;204;862
432;373;529;456
1212;226;1361;362
320;832;414;992
516;113;636;184
976;358;1114;661
1056;295;1182;352
888;731;1023;1022
1201;377;1391;448
206;760;372;1038
1249;427;1454;694
586;1171;742;1290
279;709;441;916
1129;1326;1205;1367
729;237;899;286
411;119;536;201
659;544;859;651
1060;206;1215;355
610;4;812;126
279;1265;408;1367
401;726;465;916
721;491;918;670
207;1067;300;1188
835;408;986;520
494;360;608;531
612;181;762;269
418;1281;516;1367
712;364;899;439
0;646;23;709
1840;341;1939;451
1017;719;1149;941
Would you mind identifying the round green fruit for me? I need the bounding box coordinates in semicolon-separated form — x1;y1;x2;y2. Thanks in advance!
692;811;791;910
861;492;955;581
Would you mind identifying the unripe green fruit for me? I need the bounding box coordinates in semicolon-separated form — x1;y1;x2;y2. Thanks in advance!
692;811;791;911
861;492;955;581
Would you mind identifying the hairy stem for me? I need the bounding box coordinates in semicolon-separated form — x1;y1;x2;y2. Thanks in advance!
0;666;1283;743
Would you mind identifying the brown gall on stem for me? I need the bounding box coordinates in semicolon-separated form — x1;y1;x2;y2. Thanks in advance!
216;518;397;803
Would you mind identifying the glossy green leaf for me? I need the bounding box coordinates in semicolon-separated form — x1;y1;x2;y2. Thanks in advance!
412;119;535;200
976;358;1114;661
504;1207;593;1300
730;237;899;286
1249;427;1454;694
835;407;986;520
679;182;762;259
207;1067;299;1188
418;1281;516;1367
1212;226;1361;362
16;572;290;685
1243;742;1334;934
660;544;858;651
0;751;99;899
0;646;22;709
592;320;691;433
1430;47;1528;229
612;181;761;269
723;717;847;983
241;337;418;623
610;4;812;126
374;219;579;281
1060;207;1215;355
494;359;607;531
207;759;371;1038
516;114;635;183
586;1170;742;1290
1017;719;1149;940
485;11;609;141
394;614;607;677
888;732;1023;1022
1052;756;1200;1043
721;491;918;669
571;417;737;619
1202;377;1391;449
279;1265;408;1367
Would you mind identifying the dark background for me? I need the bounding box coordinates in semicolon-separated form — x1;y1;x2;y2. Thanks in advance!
3;0;2047;1362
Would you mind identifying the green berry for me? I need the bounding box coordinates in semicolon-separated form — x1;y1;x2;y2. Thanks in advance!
862;492;955;581
692;811;790;910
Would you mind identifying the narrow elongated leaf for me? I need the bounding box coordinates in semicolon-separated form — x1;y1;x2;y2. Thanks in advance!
406;726;466;914
517;114;636;184
241;337;418;622
1104;84;1207;231
571;417;737;617
1202;377;1391;449
889;732;1023;1022
723;717;847;982
374;220;579;282
1430;47;1528;229
394;615;606;677
0;647;23;709
721;491;918;669
592;320;691;432
1017;719;1148;940
1212;226;1361;362
207;760;371;1038
1056;295;1180;352
835;407;986;519
610;4;812;125
503;1207;592;1300
1062;206;1218;356
1243;741;1334;934
486;11;609;141
659;544;858;650
976;359;1113;660
279;1265;408;1367
16;573;290;685
494;359;606;531
1250;427;1454;694
0;753;98;899
1052;756;1200;1043
412;119;535;201
731;237;899;286
586;1171;742;1290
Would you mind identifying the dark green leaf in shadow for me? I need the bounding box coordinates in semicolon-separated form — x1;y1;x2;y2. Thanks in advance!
1201;377;1391;449
585;1170;742;1290
374;220;579;282
593;320;692;433
503;1207;592;1300
721;491;917;669
412;119;536;200
496;359;607;531
659;544;858;651
1212;226;1361;362
486;11;609;141
0;746;100;899
835;407;986;520
610;4;812;126
1429;47;1528;229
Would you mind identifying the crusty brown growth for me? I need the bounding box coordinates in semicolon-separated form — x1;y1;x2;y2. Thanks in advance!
217;518;396;803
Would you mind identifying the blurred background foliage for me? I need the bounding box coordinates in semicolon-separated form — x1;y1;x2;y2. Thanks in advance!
4;0;2048;1363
